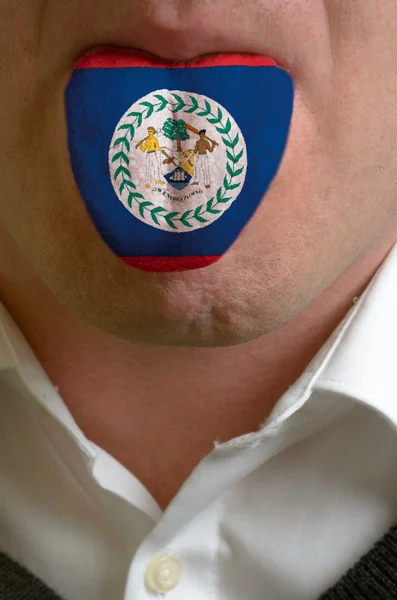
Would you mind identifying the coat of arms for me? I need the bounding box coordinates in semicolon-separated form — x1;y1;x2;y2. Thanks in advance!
109;90;247;233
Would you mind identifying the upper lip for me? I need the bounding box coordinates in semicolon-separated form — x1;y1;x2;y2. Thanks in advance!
82;3;293;75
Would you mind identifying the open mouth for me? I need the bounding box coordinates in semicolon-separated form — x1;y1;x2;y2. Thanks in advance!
65;48;294;272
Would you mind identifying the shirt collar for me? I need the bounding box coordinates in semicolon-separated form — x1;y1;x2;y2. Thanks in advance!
0;300;97;464
261;241;397;438
314;241;397;425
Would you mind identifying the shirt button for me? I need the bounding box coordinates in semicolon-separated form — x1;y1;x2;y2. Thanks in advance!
145;553;182;594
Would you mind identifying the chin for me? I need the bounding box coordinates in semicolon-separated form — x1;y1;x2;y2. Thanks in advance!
50;238;312;348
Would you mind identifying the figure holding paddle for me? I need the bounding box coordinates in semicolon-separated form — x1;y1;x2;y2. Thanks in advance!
136;126;166;188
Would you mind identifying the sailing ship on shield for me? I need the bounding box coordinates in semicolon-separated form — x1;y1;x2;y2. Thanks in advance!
136;118;219;192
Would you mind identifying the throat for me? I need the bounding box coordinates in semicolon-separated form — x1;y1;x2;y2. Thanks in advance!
65;383;276;511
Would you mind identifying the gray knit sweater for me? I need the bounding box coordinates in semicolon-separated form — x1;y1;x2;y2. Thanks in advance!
1;526;397;599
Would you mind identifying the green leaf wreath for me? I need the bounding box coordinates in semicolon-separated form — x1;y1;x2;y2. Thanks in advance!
110;92;245;230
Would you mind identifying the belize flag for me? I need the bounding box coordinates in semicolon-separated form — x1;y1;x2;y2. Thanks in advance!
65;50;294;272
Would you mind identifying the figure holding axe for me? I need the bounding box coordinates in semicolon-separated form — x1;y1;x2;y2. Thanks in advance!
188;128;218;189
136;126;168;188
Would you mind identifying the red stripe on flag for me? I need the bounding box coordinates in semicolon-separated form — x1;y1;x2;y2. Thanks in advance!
75;49;277;70
121;256;221;272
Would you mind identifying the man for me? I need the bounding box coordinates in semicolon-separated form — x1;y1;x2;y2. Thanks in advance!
191;129;217;188
136;126;165;188
1;1;397;600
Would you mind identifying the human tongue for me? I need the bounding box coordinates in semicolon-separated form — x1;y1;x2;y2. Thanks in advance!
66;49;294;272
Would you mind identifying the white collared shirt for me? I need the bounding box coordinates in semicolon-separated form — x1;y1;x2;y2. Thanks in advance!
2;245;397;600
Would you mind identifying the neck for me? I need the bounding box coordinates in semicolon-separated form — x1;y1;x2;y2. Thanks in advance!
1;226;396;508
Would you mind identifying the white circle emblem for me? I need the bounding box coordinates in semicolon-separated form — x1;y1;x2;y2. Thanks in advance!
109;89;247;232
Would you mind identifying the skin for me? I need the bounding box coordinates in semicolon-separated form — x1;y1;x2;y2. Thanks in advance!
0;0;397;508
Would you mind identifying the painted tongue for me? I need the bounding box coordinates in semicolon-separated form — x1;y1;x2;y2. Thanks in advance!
66;49;294;272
